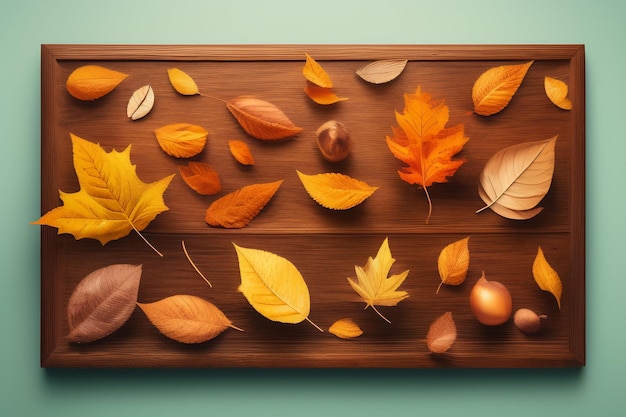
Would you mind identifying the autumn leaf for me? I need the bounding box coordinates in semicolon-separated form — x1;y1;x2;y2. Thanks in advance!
33;133;174;255
472;61;533;116
234;243;322;331
545;76;573;110
356;59;408;84
328;318;363;339
437;237;470;294
228;140;255;165
427;312;457;353
532;246;563;309
67;264;142;343
347;238;409;323
296;170;378;210
205;180;283;228
126;85;154;120
154;123;208;158
477;136;557;220
386;86;469;223
226;96;303;140
179;161;221;195
167;67;200;96
66;65;128;100
138;295;243;344
303;53;333;88
304;85;349;105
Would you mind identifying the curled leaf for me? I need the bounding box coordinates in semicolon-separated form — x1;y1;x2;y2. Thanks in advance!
126;85;155;120
477;136;557;220
545;76;573;110
328;318;363;339
532;246;563;309
426;312;457;353
66;65;128;101
205;180;282;228
179;161;221;195
472;61;533;116
167;67;200;95
138;295;242;344
67;264;142;343
303;53;333;88
154;123;208;158
304;85;349;105
228;140;255;165
437;237;470;294
296;170;378;210
226;96;303;140
356;59;408;84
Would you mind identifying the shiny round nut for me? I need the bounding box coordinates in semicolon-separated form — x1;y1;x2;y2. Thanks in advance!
316;120;352;162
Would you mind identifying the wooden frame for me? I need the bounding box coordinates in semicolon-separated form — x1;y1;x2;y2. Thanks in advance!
40;44;585;368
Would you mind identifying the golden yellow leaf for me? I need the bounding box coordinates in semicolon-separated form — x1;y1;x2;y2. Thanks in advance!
154;123;208;158
328;318;363;339
179;161;221;195
296;170;378;210
228;140;255;165
66;65;128;101
532;246;563;309
138;295;242;344
234;243;322;331
545;76;573;110
437;237;470;294
205;180;282;228
126;85;155;120
167;67;200;95
303;53;333;88
426;312;457;353
226;96;303;140
347;237;409;323
472;61;533;116
33;134;174;255
304;85;349;105
356;59;408;84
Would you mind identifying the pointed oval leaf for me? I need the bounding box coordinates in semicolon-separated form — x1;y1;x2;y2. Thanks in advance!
545;76;572;110
472;61;533;116
356;59;408;84
167;67;200;95
532;246;563;309
226;96;303;140
228;140;255;165
329;318;363;339
427;312;457;353
66;65;128;101
154;123;208;158
67;264;142;343
138;295;241;344
297;170;378;210
303;53;333;88
304;85;349;105
437;237;470;293
126;85;155;120
179;161;221;195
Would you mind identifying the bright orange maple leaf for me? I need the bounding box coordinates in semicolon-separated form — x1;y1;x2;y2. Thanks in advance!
386;86;469;223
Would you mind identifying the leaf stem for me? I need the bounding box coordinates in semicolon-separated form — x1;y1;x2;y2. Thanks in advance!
133;227;164;257
199;92;227;104
182;240;212;287
306;317;325;332
229;323;245;332
371;305;391;324
423;185;433;224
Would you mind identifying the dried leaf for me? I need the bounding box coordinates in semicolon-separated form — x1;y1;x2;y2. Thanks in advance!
386;86;469;223
347;237;409;323
532;246;562;309
179;161;221;195
67;264;142;343
427;312;457;353
472;61;533;116
296;170;378;210
234;243;322;331
167;67;200;95
138;295;242;344
33;134;174;255
302;53;333;88
545;76;573;110
226;96;303;140
205;180;283;228
228;140;255;165
304;85;349;105
126;85;155;120
328;318;363;339
66;65;128;100
154;123;208;158
437;237;470;294
477;136;557;220
356;59;408;84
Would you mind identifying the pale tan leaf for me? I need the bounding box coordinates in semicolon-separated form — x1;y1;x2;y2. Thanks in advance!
544;76;573;110
154;123;208;158
167;68;200;95
356;59;408;84
226;96;303;140
437;237;470;294
296;170;378;210
427;312;457;353
126;85;155;120
532;246;563;309
472;61;533;116
328;318;363;339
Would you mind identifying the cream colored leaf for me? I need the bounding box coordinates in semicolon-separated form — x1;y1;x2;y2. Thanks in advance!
328;318;363;339
167;68;200;95
532;246;563;309
356;59;408;84
126;85;155;120
437;237;470;294
427;312;457;353
472;61;533;116
545;76;573;110
477;136;557;220
296;170;378;210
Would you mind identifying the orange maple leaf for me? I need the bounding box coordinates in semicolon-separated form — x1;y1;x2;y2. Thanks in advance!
386;87;469;223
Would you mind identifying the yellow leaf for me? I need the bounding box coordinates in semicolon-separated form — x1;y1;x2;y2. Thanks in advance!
228;140;255;165
126;84;155;120
356;59;408;84
167;67;200;95
138;295;242;344
296;170;378;210
154;123;208;158
328;318;363;339
234;243;322;331
304;85;349;105
532;246;563;309
437;237;470;294
66;65;128;101
472;61;533;116
426;312;456;353
303;53;333;88
179;161;221;195
347;237;409;323
226;96;303;140
544;76;573;110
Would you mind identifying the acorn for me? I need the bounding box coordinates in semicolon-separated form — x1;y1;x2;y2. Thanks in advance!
513;308;547;334
316;120;352;162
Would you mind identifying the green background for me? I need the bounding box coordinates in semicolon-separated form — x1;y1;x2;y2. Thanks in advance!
1;0;624;415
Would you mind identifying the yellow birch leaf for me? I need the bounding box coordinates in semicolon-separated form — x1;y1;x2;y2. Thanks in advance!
532;246;563;309
66;65;128;101
304;85;349;105
303;53;333;88
328;318;363;339
234;243;322;331
436;237;470;294
167;67;200;95
228;140;255;165
427;312;457;353
296;170;378;210
472;61;534;116
154;123;208;158
544;76;573;110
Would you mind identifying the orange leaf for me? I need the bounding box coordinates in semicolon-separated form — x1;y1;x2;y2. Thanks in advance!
472;61;533;116
179;161;221;195
426;312;457;353
228;140;255;165
154;123;208;158
167;68;200;96
205;180;283;228
226;97;303;140
303;53;333;88
304;85;349;105
544;76;573;110
66;65;128;101
386;86;469;223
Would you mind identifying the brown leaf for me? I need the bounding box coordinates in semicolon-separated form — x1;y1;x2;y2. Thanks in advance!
66;65;128;101
226;96;303;140
228;140;255;165
179;161;221;195
126;85;155;120
356;59;408;84
302;53;333;88
154;123;208;158
328;318;363;339
67;264;142;343
304;85;349;105
472;61;533;116
205;180;283;228
426;312;457;353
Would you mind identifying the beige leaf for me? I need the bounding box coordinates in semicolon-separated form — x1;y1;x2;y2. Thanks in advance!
328;318;363;339
356;59;408;84
533;246;563;309
437;237;470;294
126;85;155;120
427;312;457;353
296;170;378;210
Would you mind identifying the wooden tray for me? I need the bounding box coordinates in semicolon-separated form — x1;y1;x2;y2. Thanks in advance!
40;44;585;368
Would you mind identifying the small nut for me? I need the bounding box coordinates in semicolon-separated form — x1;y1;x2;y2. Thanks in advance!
316;120;352;162
513;308;546;334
